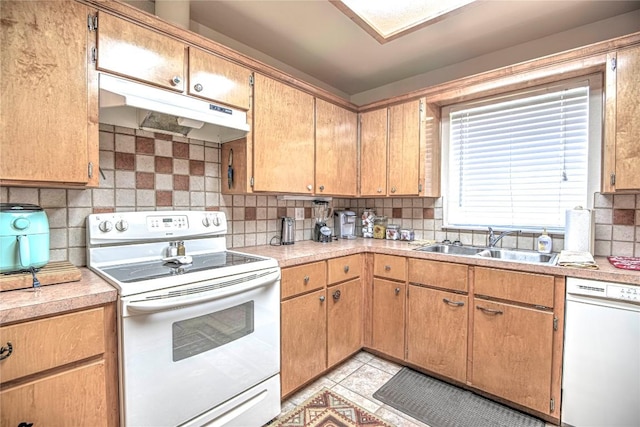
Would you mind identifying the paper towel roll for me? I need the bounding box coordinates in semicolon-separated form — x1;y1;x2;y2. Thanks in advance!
565;207;594;253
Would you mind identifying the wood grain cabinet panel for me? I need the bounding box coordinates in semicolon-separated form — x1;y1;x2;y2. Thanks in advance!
388;99;421;196
360;108;388;196
408;258;468;293
373;254;406;282
603;45;640;192
97;11;186;91
327;254;361;285
188;47;251;110
280;289;327;397
315;99;358;196
252;74;315;193
281;261;326;299
474;267;554;308
371;278;405;360
407;285;467;383
327;279;363;367
0;0;98;186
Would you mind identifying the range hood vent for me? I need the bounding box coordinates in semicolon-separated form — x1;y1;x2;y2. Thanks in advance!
98;74;249;143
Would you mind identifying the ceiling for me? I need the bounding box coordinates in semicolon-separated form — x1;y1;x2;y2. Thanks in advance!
185;0;640;98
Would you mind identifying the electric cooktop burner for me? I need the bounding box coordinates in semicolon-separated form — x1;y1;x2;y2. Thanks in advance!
100;252;264;283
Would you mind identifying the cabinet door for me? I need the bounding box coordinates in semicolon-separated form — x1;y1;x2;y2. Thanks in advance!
97;12;186;91
604;45;640;191
188;47;251;110
406;286;467;383
360;108;388;196
327;279;363;367
471;300;553;414
1;361;108;427
0;1;97;186
388;100;421;196
371;278;405;360
253;74;315;193
316;99;358;196
281;289;327;396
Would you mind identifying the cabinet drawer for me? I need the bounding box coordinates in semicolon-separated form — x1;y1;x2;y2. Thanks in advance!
408;258;468;293
474;267;555;307
373;254;406;281
0;308;105;383
327;255;361;285
281;261;326;299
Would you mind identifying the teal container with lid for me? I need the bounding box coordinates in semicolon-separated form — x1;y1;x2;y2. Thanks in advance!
0;203;50;273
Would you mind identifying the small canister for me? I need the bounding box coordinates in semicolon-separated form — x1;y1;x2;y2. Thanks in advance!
362;209;376;238
386;224;400;240
373;216;388;239
400;228;415;241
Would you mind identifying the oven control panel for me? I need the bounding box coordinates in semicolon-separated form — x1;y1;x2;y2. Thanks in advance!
87;210;226;244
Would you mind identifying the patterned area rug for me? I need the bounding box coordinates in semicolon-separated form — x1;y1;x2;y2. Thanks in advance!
273;388;392;427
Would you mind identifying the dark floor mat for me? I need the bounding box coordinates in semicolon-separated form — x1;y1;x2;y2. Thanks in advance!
373;368;545;427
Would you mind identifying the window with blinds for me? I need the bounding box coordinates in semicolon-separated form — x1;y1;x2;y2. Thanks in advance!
444;81;591;231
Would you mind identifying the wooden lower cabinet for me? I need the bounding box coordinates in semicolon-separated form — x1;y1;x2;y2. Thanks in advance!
327;279;363;367
406;285;468;383
470;299;554;414
371;278;405;360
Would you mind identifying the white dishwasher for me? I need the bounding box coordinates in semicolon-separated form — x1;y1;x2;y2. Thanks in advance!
562;277;640;427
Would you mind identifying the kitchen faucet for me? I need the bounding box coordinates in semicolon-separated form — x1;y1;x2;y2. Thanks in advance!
487;227;520;247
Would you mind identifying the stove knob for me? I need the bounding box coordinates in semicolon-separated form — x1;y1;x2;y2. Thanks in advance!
212;215;221;226
202;216;211;227
115;220;128;232
98;220;113;232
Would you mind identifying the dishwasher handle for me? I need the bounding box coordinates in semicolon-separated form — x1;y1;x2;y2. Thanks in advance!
125;269;280;314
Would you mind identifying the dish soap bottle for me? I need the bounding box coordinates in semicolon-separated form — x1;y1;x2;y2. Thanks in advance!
537;229;552;253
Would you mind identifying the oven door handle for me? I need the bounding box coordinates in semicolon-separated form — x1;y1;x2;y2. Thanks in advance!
125;270;280;314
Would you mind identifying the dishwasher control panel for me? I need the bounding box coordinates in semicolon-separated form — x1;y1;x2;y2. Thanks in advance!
567;277;640;303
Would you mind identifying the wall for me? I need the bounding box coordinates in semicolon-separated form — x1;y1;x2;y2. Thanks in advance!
1;125;638;267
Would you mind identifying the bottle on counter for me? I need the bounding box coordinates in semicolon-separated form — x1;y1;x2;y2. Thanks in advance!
537;229;552;253
177;241;186;256
166;241;178;258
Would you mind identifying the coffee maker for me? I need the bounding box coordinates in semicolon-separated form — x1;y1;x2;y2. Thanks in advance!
312;201;333;243
334;210;356;239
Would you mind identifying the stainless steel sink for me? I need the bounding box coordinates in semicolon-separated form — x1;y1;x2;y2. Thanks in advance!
415;244;558;265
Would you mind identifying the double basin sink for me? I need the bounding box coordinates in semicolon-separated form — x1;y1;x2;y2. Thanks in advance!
414;243;558;265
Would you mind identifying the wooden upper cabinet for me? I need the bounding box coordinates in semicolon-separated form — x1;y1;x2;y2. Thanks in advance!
388;99;421;196
315;99;358;196
252;74;315;193
603;45;640;192
96;12;186;91
188;47;251;110
360;108;388;196
0;0;99;187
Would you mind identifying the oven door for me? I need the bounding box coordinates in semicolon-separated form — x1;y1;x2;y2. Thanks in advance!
119;268;280;427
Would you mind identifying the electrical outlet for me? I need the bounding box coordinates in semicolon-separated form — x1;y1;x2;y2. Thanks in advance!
294;207;305;221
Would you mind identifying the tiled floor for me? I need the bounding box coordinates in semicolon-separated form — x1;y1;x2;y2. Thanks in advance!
274;350;556;427
275;351;430;427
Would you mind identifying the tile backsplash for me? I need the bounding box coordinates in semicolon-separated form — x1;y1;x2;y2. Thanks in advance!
1;125;638;266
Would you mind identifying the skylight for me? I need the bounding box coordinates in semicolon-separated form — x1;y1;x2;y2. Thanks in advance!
331;0;477;43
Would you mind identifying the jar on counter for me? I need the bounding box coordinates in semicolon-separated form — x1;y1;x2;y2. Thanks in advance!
362;209;376;238
373;216;388;239
386;224;400;240
400;228;415;241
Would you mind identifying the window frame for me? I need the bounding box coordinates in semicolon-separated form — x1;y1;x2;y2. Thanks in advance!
440;74;603;234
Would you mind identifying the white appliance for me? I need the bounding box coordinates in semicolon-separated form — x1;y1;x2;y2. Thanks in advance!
86;210;281;427
562;277;640;427
99;74;250;143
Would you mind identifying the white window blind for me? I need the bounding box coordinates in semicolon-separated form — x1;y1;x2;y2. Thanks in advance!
446;83;589;231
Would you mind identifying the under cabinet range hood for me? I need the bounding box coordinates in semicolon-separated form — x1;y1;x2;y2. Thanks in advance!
98;74;249;143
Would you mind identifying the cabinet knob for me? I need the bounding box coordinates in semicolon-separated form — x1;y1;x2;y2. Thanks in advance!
391;187;397;193
319;295;326;302
377;188;382;193
307;184;313;191
332;290;341;300
319;185;325;191
171;76;182;86
384;265;391;271
0;342;13;360
343;265;349;273
303;276;310;284
194;83;203;92
394;287;400;295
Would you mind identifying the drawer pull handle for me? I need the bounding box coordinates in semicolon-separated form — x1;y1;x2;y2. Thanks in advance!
384;265;391;271
303;276;310;284
319;295;326;302
476;305;503;315
333;290;341;300
0;342;13;360
443;298;465;307
395;287;400;295
343;265;349;273
18;423;34;427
